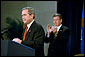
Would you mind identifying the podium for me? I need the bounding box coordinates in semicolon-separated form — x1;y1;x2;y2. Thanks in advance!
1;40;35;56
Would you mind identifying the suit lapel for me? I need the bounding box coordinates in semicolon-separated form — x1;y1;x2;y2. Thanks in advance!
25;21;36;41
57;26;63;36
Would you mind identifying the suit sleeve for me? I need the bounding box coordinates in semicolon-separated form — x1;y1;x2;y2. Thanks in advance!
44;32;54;43
21;26;45;48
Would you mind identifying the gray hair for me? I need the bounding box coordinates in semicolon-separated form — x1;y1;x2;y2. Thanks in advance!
22;7;35;19
53;13;62;19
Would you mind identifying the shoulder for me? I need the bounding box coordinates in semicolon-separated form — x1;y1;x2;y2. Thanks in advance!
62;26;69;29
31;21;44;30
61;26;70;31
34;21;43;27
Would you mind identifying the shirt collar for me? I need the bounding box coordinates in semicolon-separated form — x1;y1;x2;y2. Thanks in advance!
27;19;34;30
56;24;62;32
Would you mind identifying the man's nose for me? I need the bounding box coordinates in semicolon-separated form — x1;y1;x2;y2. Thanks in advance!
22;16;25;19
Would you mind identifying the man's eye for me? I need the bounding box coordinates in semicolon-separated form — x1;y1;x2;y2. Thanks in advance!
22;14;27;16
24;14;27;16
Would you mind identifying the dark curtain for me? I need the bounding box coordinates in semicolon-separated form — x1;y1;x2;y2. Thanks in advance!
57;0;83;56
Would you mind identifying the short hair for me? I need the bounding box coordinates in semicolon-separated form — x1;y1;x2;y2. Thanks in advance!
53;13;62;19
22;7;35;19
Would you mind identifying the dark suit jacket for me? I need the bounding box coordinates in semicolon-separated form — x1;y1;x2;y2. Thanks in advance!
21;21;45;56
44;26;70;56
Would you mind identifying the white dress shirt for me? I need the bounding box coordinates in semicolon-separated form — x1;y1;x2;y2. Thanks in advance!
27;19;34;31
56;24;62;32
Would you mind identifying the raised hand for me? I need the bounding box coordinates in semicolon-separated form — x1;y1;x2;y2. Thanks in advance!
46;24;52;36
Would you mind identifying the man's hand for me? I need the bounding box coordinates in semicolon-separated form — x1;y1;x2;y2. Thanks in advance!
46;24;58;37
12;38;22;44
51;26;58;34
47;24;52;36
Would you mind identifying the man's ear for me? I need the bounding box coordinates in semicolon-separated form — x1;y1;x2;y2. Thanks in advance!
61;19;62;23
31;13;34;19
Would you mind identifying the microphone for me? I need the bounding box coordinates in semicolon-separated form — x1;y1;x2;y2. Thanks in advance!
1;28;9;40
1;28;8;34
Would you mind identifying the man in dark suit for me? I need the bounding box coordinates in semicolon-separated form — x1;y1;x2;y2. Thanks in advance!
44;13;70;56
12;7;45;56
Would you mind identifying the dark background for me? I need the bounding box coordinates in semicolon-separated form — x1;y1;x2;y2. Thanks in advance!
57;0;83;56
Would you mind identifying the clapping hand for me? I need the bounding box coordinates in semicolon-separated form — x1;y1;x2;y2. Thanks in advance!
47;24;58;36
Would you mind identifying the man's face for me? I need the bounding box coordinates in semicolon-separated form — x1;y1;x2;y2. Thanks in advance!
22;9;32;24
53;16;62;26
